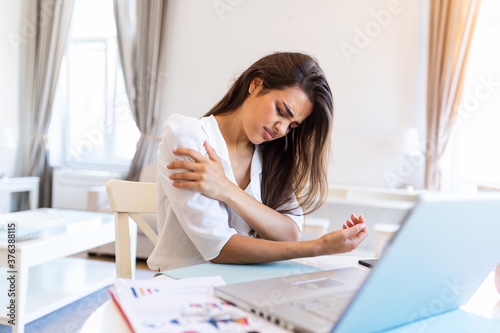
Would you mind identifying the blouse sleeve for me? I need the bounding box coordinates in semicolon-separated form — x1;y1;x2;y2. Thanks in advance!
157;114;237;260
279;195;304;232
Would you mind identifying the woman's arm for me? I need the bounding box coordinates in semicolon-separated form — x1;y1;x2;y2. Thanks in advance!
217;181;301;241
211;216;367;264
164;132;368;264
156;115;238;262
168;141;301;241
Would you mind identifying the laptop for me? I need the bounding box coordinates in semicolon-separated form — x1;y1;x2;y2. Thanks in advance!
214;192;500;333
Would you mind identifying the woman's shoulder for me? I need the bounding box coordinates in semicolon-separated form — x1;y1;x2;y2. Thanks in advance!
163;113;202;129
160;113;207;150
162;113;204;135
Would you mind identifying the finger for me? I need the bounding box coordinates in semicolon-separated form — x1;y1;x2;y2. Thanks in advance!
169;172;200;181
172;148;207;162
355;215;367;231
347;229;368;247
204;141;220;162
167;160;202;171
351;214;359;224
343;223;366;238
171;181;199;189
351;227;368;242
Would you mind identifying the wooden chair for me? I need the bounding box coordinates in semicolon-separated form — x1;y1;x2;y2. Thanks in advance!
106;179;158;279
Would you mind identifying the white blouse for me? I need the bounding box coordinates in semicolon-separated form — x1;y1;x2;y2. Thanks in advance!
147;114;303;271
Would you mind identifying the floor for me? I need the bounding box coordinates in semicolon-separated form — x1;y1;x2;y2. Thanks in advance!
71;251;157;280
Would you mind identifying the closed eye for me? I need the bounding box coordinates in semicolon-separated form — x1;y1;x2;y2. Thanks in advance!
276;105;285;117
283;101;301;129
277;105;300;130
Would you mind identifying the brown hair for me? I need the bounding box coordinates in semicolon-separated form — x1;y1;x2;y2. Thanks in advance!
205;52;333;215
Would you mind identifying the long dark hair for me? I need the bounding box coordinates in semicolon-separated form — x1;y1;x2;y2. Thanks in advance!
205;52;333;215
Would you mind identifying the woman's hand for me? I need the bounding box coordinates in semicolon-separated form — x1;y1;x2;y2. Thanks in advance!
315;214;368;256
167;141;235;201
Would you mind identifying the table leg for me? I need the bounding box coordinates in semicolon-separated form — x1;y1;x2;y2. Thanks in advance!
29;188;39;210
0;191;12;213
10;256;28;333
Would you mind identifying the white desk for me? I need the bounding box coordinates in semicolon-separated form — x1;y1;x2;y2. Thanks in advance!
327;184;421;210
0;177;40;213
80;255;500;333
80;256;368;333
0;208;116;333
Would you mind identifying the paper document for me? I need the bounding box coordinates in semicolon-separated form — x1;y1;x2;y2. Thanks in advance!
157;260;322;284
109;276;288;333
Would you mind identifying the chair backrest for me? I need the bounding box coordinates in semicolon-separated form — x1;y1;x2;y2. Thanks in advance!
106;179;157;279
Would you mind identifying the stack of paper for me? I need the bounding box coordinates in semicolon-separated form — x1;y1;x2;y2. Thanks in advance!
109;276;288;333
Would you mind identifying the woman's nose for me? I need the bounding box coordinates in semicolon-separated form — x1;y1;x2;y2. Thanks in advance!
275;122;289;137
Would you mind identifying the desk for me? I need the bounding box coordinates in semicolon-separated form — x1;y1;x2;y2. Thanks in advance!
0;177;39;213
327;185;421;210
0;208;116;333
81;256;368;333
81;255;500;333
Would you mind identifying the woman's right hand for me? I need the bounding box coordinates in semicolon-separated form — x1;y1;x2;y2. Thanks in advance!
167;141;234;202
315;214;368;256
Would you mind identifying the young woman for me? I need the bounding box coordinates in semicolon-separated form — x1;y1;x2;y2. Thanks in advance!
148;52;367;271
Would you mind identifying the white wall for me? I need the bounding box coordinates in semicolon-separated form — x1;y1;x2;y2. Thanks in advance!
0;0;22;176
158;0;428;189
1;0;428;187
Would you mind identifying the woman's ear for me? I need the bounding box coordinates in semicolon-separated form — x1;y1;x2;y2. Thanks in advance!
250;78;263;94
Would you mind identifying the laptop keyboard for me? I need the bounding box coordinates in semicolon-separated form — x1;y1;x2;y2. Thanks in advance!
291;290;355;322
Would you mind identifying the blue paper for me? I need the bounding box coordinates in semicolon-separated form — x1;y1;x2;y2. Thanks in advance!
156;260;322;284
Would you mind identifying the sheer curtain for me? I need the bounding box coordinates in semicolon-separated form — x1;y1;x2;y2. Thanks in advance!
425;0;482;190
22;0;74;207
114;0;167;181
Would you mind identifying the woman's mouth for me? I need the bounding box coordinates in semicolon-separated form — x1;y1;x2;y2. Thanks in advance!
264;127;275;140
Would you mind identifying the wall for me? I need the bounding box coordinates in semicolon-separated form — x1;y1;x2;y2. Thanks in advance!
154;0;430;255
0;0;428;254
158;0;429;189
0;0;22;177
1;0;428;186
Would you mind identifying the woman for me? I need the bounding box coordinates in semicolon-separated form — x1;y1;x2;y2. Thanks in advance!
148;52;367;271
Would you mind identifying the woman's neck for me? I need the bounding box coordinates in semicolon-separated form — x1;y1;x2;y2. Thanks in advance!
214;112;253;152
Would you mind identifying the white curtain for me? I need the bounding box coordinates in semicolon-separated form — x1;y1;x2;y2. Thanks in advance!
425;0;482;190
22;0;74;208
114;0;167;181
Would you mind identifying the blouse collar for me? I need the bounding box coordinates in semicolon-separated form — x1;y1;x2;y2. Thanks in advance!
200;115;262;180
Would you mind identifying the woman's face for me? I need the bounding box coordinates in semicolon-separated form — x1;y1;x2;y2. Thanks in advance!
242;80;313;145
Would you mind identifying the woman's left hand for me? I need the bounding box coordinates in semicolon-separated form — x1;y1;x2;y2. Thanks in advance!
167;141;234;201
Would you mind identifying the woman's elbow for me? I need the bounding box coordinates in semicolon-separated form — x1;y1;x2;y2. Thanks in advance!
289;228;301;242
277;227;300;242
209;256;225;264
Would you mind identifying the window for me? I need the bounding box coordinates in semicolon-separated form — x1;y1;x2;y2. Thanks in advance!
446;0;500;191
49;0;140;170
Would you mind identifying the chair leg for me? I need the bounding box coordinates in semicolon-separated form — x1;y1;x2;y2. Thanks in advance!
115;213;138;279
